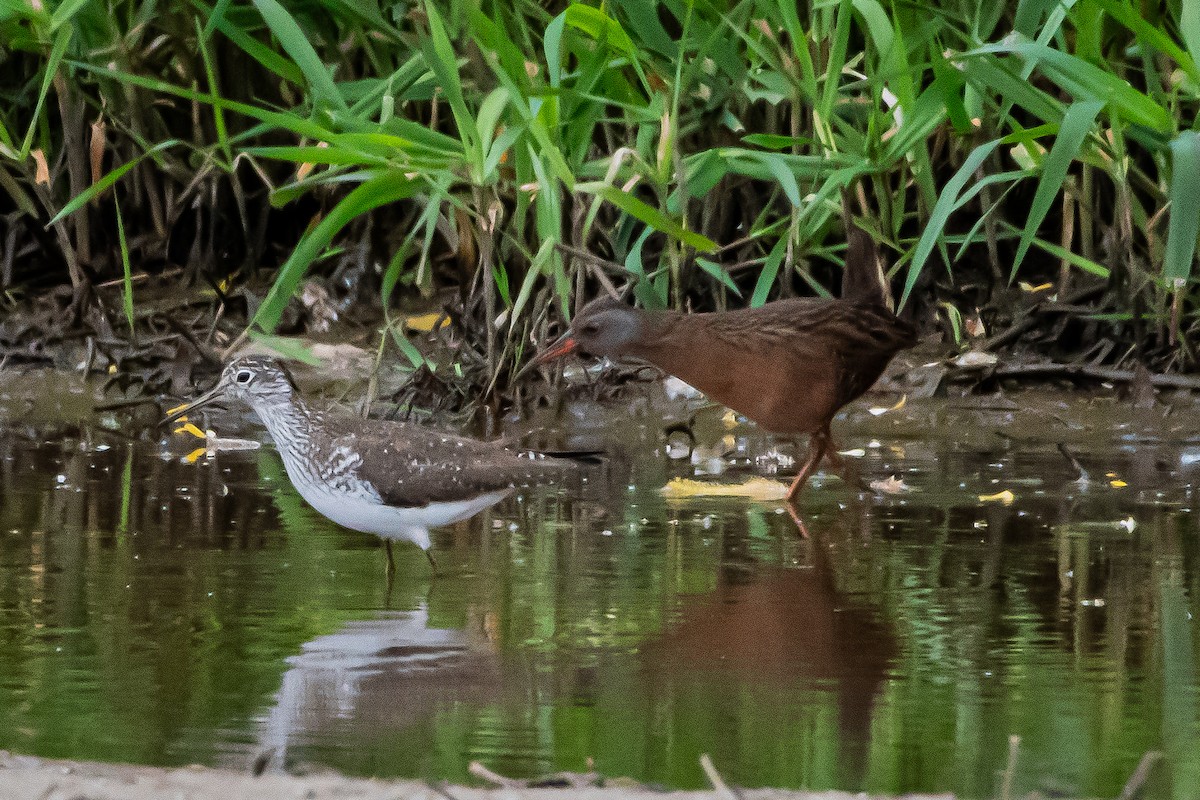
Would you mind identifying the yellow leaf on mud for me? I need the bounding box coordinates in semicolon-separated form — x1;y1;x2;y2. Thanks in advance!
1110;479;1127;488
869;394;906;416
405;312;450;332
660;476;789;501
1019;281;1054;293
979;489;1015;504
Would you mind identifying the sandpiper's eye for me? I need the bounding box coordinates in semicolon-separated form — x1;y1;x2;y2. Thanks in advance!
235;369;253;384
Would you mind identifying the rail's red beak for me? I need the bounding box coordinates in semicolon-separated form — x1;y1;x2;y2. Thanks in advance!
531;333;579;366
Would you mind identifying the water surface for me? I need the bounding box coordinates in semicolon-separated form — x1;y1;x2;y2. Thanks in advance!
1;389;1198;798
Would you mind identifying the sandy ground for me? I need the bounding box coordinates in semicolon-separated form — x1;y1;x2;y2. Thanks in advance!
0;751;957;800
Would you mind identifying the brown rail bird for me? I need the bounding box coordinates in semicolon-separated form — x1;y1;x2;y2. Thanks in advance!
532;228;917;499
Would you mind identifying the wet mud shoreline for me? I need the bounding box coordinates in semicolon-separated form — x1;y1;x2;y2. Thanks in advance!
0;751;962;800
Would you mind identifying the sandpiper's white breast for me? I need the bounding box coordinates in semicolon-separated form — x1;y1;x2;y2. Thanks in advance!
276;439;512;552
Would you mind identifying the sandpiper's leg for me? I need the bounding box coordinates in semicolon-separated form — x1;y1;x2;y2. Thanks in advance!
384;540;395;573
424;548;439;576
787;427;830;500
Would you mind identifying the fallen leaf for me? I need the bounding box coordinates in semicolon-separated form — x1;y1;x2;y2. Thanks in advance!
721;409;738;429
952;350;999;368
663;376;702;400
1110;479;1127;488
404;312;449;333
837;448;866;458
869;475;908;494
1019;281;1054;293
964;312;987;338
979;489;1015;504
660;476;789;501
869;394;907;416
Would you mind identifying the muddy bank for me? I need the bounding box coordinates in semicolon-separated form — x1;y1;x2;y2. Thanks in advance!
0;752;956;800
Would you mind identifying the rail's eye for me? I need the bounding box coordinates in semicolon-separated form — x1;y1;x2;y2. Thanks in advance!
235;369;253;384
580;321;600;336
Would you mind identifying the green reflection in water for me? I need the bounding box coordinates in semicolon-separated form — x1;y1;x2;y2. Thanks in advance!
0;417;1198;798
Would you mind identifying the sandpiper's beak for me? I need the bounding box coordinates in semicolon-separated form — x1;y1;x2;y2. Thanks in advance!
164;381;227;423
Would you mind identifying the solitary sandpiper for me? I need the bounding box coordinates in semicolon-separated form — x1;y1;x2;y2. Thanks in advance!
169;355;573;572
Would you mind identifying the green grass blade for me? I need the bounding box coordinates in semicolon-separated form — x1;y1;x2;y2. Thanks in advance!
1000;222;1111;278
197;0;305;85
696;258;742;296
252;172;419;332
1093;0;1200;86
49;140;181;225
48;0;89;30
750;236;788;308
113;193;135;334
581;183;717;253
967;41;1173;131
19;25;70;159
195;16;230;162
1164;131;1200;283
70;61;334;138
900;139;1004;308
250;0;346;111
1184;0;1200;74
246;331;321;363
754;152;801;207
421;1;480;164
1011;99;1104;278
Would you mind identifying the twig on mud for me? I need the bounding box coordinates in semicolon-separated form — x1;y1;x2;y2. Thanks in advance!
1116;751;1161;800
981;284;1106;352
467;761;522;789
426;780;464;800
990;362;1200;390
699;754;741;800
154;312;222;364
554;243;622;299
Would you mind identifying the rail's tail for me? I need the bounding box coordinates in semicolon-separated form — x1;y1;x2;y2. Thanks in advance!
840;222;895;310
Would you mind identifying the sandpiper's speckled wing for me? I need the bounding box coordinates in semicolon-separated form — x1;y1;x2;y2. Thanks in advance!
323;418;570;508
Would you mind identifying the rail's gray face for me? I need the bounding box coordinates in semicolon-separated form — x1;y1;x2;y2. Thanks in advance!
533;298;646;364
